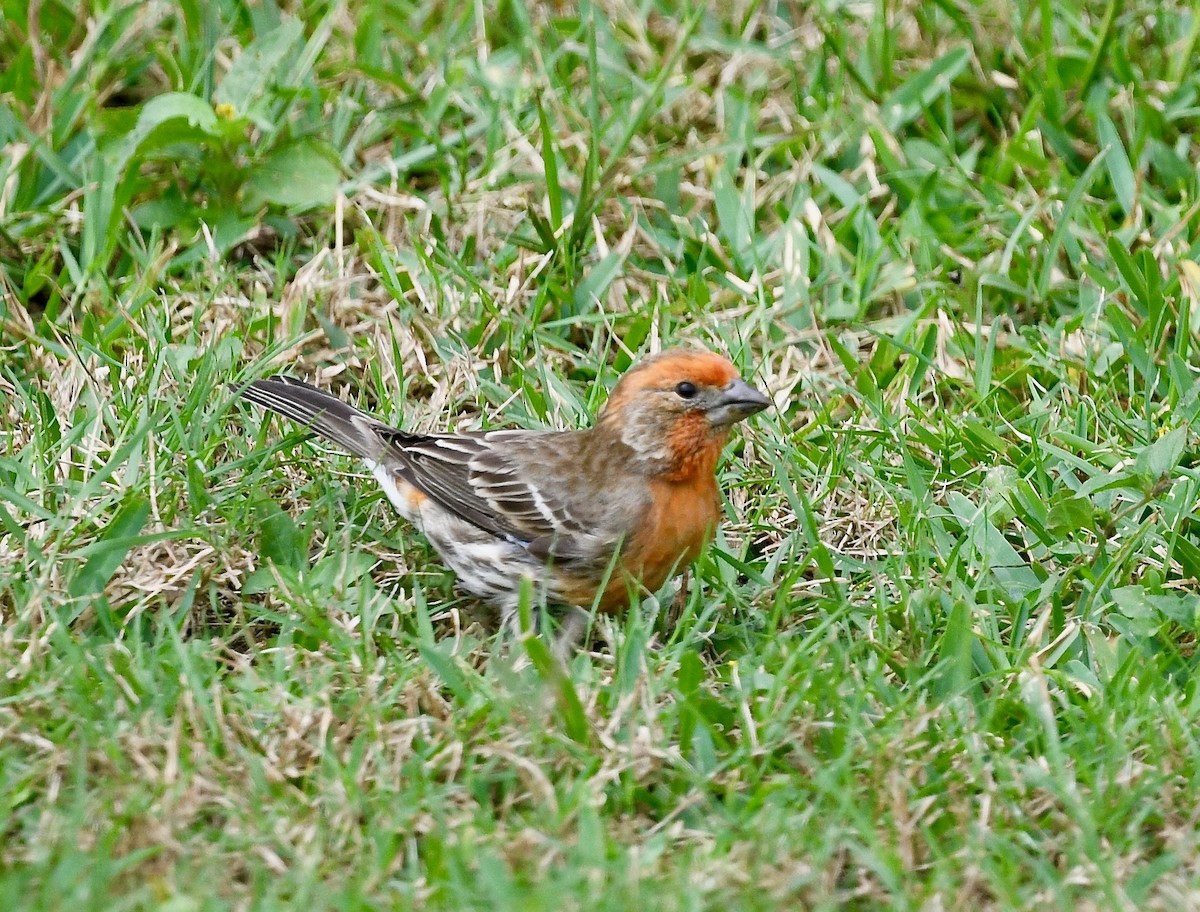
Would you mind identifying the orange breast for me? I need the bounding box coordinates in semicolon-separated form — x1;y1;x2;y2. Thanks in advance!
550;415;730;612
590;476;720;611
546;478;720;613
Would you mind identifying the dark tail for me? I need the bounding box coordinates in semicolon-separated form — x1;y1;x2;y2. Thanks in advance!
230;376;393;461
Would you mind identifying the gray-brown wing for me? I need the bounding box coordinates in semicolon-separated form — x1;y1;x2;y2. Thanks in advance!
387;429;631;568
233;376;633;568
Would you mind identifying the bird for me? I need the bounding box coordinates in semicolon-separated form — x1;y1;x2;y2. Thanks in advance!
231;348;770;639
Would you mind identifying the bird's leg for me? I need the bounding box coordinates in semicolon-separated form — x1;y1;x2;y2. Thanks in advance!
662;569;690;634
551;606;591;663
500;604;523;639
500;600;588;664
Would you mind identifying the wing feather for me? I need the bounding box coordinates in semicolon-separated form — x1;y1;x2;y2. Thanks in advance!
382;429;614;566
235;377;629;568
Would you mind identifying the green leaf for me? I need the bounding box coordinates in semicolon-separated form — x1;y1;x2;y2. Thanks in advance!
881;47;970;131
946;492;1041;600
242;567;280;595
213;18;306;113
1095;112;1136;216
1037;148;1108;299
247;141;342;211
1135;426;1187;481
131;192;195;232
1046;492;1093;536
419;644;472;702
1112;586;1200;629
935;599;975;698
811;163;862;211
572;250;626;313
961;419;1009;459
255;501;307;570
85;93;221;268
102;93;220;162
615;624;647;695
309;550;375;589
1106;235;1151;308
1174;537;1200;580
675;651;704;752
713;162;752;271
536;94;563;233
68;496;151;599
521;630;590;745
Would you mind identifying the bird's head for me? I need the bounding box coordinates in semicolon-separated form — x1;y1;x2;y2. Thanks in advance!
595;349;770;479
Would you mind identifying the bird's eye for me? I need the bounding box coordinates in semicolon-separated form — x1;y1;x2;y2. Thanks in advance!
675;381;697;399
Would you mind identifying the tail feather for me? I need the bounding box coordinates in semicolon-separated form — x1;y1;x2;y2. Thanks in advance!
231;376;393;461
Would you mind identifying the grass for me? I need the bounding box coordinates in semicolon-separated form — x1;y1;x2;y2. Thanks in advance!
4;0;1200;908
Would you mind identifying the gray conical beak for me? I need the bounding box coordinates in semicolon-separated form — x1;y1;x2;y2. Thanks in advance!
708;377;771;426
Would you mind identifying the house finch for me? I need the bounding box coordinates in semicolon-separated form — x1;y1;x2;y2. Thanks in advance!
232;349;770;635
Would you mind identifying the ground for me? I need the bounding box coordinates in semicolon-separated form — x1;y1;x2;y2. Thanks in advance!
3;1;1200;909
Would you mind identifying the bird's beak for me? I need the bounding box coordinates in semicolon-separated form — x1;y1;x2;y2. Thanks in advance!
708;377;771;426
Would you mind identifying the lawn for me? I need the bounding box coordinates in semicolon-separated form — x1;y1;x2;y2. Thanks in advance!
4;0;1200;908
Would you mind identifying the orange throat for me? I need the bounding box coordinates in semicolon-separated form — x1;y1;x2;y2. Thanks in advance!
663;412;729;482
610;412;726;604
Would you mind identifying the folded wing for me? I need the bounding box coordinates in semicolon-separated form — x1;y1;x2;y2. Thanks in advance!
386;429;630;568
233;376;638;571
